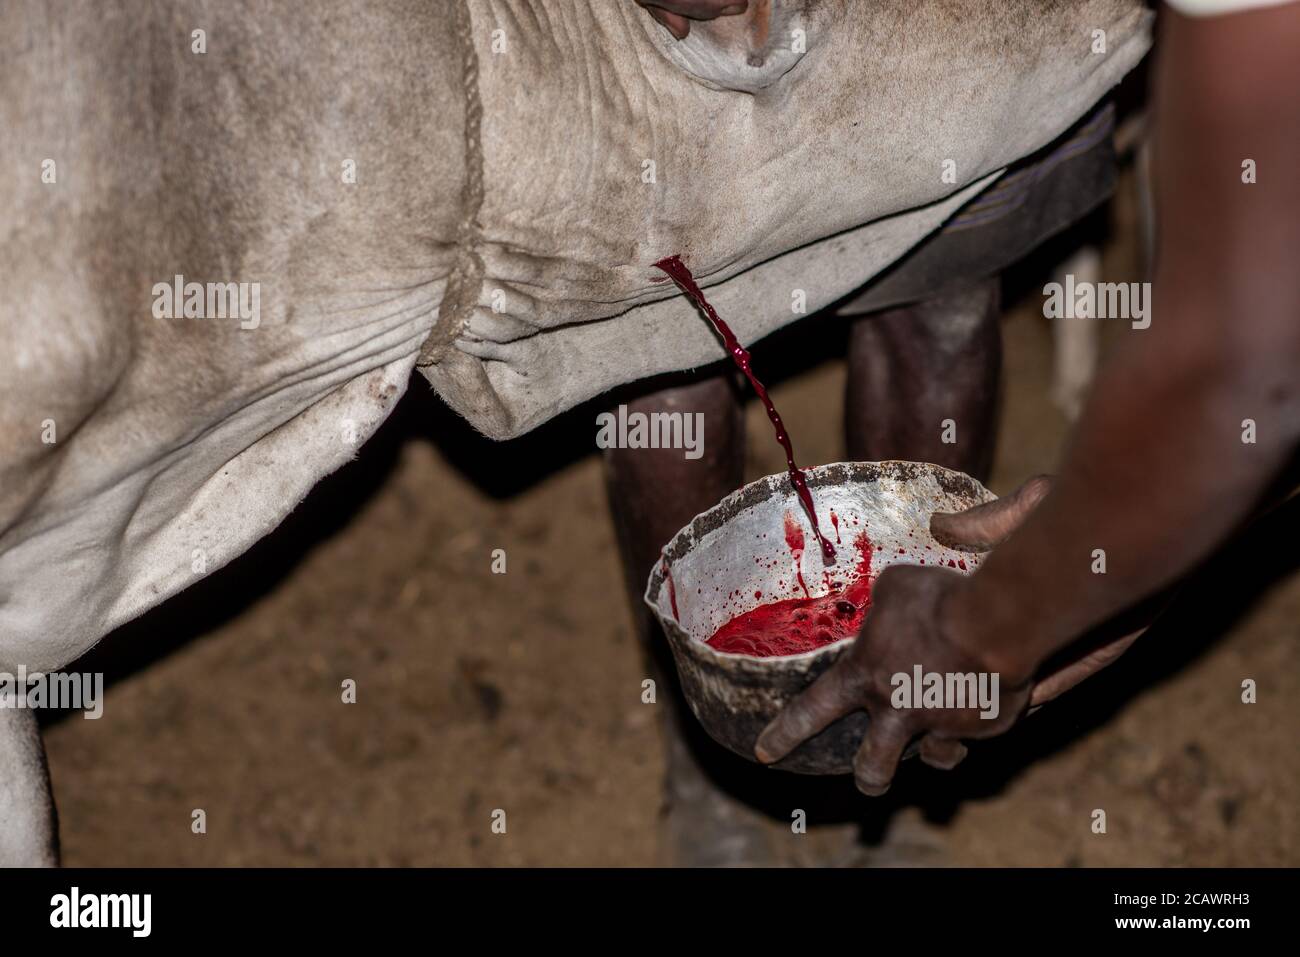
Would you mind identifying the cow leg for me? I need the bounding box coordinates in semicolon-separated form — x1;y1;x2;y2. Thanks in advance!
845;277;1002;483
603;371;797;866
0;707;59;866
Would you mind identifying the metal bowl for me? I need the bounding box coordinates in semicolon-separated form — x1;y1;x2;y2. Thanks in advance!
644;461;994;775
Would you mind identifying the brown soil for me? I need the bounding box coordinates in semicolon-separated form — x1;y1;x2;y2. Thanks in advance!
43;169;1299;866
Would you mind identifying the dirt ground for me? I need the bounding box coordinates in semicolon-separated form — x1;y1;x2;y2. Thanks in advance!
43;168;1299;866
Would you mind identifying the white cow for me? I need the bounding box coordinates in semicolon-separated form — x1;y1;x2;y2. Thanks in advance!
0;0;1150;864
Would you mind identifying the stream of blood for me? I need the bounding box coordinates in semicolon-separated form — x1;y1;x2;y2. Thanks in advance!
654;255;837;564
655;255;879;657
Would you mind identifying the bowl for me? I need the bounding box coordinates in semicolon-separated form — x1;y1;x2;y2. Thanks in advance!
644;460;994;775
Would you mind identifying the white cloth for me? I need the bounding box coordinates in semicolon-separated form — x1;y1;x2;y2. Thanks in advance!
1166;0;1295;14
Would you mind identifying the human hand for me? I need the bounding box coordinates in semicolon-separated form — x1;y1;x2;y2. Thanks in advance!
756;477;1144;794
634;1;750;40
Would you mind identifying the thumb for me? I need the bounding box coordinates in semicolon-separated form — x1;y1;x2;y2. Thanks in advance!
640;5;691;39
930;475;1053;552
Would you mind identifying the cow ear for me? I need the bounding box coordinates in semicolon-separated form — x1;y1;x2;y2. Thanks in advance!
645;0;821;93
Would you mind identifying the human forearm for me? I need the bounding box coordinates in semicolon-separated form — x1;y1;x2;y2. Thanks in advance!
945;313;1297;684
942;3;1300;685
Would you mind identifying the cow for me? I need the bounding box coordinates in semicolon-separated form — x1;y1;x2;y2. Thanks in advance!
0;0;1151;864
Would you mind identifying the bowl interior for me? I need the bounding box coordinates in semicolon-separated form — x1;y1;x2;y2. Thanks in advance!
648;462;994;653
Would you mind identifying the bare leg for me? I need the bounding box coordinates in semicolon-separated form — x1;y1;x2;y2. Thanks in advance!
0;707;58;866
605;370;943;866
603;371;789;866
603;374;847;868
604;372;746;612
845;278;1002;483
834;279;1004;865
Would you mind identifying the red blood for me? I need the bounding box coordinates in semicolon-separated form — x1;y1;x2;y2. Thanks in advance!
654;255;836;564
783;511;810;598
830;510;842;544
707;534;874;658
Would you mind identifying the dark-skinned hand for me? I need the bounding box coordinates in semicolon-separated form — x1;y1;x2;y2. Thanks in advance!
755;477;1144;795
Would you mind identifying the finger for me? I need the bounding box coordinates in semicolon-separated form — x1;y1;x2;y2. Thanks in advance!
918;733;969;771
755;663;862;764
658;0;749;19
1029;628;1145;707
930;474;1053;552
640;5;691;38
852;711;912;796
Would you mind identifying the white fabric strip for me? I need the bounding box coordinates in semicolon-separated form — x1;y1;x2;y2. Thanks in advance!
1165;0;1296;15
